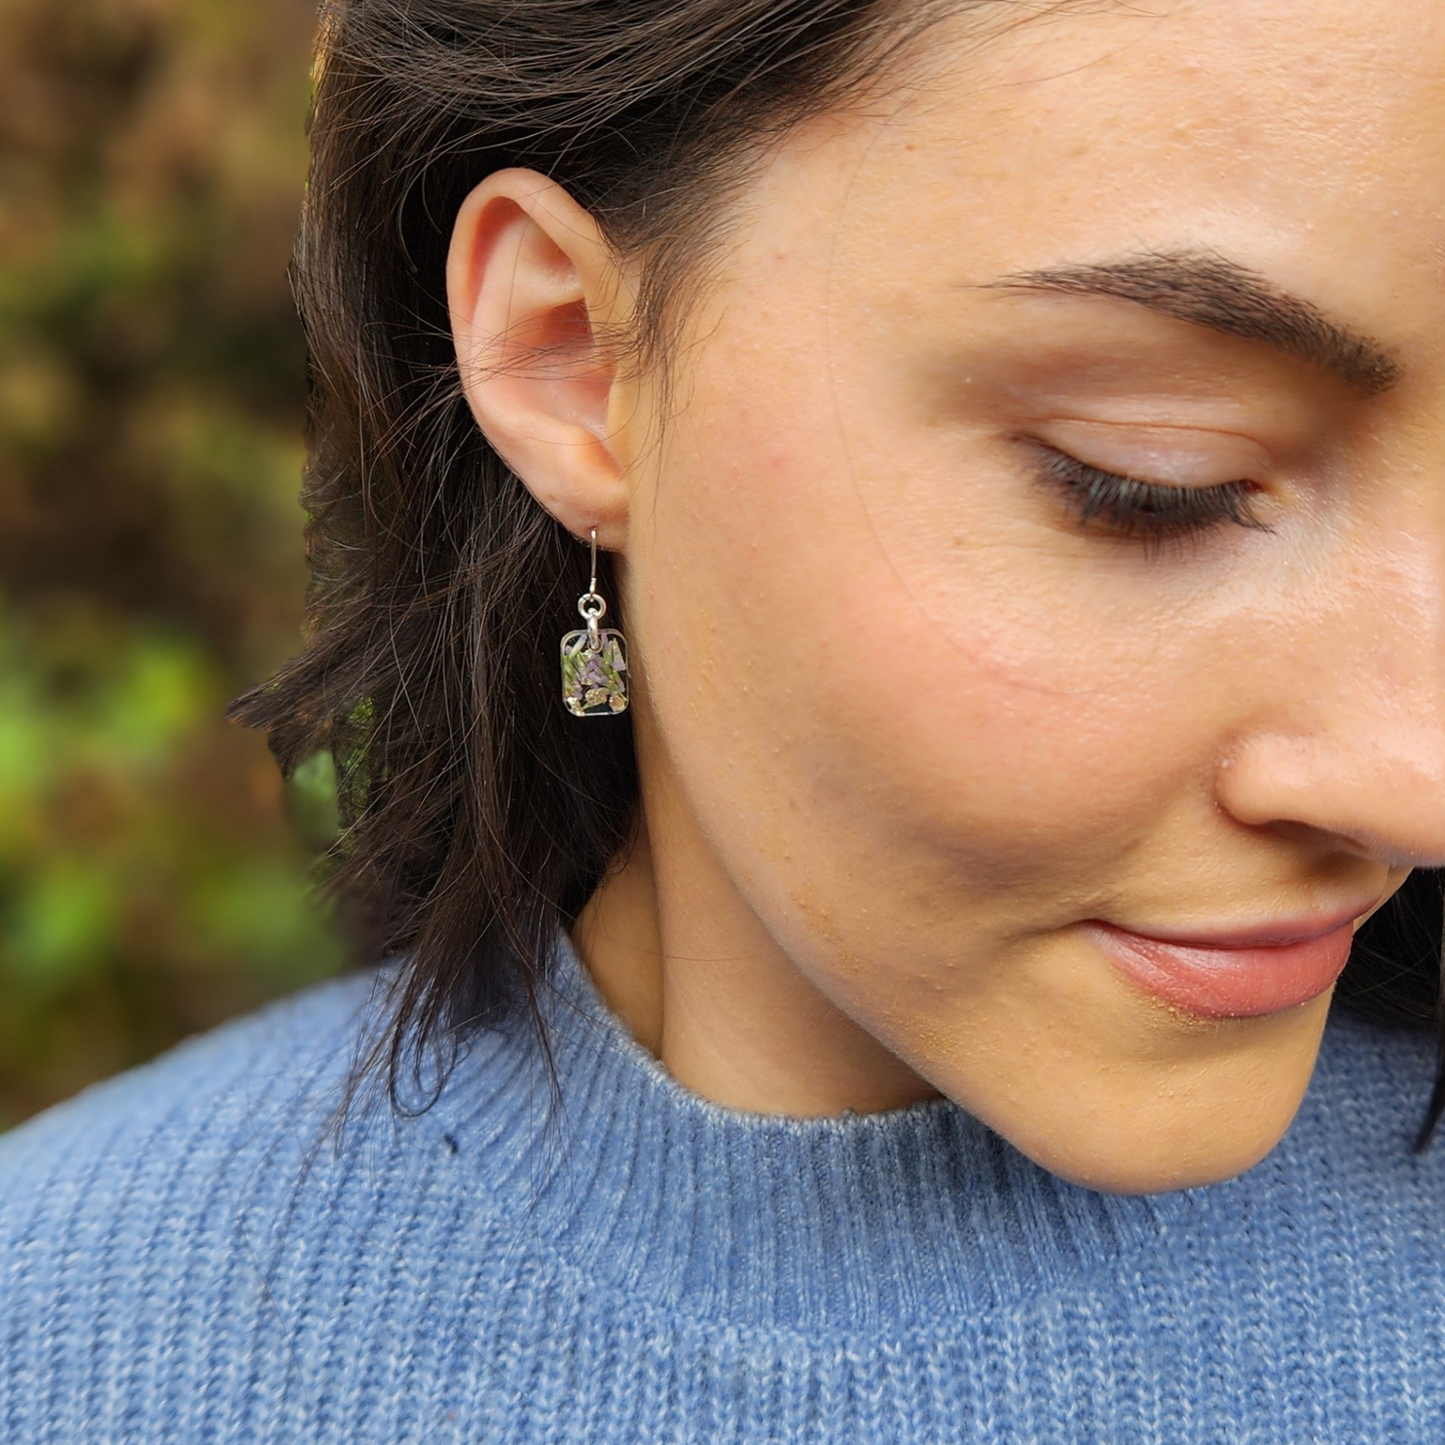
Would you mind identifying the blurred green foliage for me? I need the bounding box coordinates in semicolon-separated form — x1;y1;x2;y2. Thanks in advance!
0;0;342;1127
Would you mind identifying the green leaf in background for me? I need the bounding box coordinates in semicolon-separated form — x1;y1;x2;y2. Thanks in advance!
288;751;342;853
188;858;344;987
0;0;342;1129
3;862;121;994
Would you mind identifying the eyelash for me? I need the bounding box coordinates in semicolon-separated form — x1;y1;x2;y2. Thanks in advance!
1036;446;1269;545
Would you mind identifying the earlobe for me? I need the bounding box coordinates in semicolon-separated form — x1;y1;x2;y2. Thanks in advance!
447;169;633;547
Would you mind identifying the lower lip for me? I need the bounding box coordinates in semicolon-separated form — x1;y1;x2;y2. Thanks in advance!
1082;920;1356;1018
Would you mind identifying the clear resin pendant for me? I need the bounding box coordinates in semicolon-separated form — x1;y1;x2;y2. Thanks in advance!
561;625;629;717
562;534;630;717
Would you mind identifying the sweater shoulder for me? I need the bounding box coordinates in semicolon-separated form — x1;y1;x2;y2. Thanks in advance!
0;971;399;1321
0;972;378;1195
0;974;548;1443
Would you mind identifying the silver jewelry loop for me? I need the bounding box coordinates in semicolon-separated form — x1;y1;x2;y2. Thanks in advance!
579;528;608;649
559;523;629;717
578;595;606;659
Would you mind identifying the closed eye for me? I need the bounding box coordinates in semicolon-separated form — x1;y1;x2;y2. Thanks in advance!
1034;445;1270;546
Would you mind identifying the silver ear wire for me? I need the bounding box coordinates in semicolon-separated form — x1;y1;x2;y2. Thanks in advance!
559;527;630;717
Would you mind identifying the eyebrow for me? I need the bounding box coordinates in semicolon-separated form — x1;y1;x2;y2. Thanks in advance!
986;250;1400;397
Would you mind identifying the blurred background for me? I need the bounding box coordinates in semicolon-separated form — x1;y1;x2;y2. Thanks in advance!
0;0;341;1129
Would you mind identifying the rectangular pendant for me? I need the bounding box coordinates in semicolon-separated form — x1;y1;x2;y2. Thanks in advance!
561;629;630;716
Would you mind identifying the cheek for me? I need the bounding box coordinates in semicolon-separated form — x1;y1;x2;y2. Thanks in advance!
634;301;1234;934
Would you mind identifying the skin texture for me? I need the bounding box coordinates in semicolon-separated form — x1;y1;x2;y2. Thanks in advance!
448;0;1445;1193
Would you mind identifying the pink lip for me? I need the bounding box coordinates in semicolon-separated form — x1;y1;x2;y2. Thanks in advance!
1083;909;1366;1018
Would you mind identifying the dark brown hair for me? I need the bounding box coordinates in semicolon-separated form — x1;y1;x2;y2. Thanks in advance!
231;0;961;1100
232;0;1445;1143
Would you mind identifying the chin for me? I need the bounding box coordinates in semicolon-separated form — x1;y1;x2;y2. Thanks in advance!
1003;1073;1313;1194
1034;1127;1295;1196
948;1009;1329;1196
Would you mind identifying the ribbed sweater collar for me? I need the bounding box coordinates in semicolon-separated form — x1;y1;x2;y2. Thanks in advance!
428;933;1207;1334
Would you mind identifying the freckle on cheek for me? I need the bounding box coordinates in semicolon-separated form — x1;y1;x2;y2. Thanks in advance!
786;881;840;944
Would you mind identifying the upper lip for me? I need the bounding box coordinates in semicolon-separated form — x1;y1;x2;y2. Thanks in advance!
1092;901;1380;951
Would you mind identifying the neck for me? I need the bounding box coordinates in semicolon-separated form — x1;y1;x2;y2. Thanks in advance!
571;700;937;1117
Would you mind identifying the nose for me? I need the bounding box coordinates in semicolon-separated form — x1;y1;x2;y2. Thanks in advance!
1215;553;1445;870
1218;731;1445;868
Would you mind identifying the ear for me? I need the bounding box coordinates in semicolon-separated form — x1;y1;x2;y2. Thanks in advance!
447;169;636;548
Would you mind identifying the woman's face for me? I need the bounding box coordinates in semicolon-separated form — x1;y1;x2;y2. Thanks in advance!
599;0;1445;1191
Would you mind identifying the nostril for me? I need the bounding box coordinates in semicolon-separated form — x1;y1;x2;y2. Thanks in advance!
1326;830;1445;872
1216;735;1445;871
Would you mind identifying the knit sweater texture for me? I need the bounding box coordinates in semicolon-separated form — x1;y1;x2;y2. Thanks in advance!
3;934;1445;1443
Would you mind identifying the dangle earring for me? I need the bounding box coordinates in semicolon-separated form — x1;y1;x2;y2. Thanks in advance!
561;528;630;717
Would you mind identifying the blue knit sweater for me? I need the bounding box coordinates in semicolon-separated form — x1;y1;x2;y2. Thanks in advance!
4;934;1445;1442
